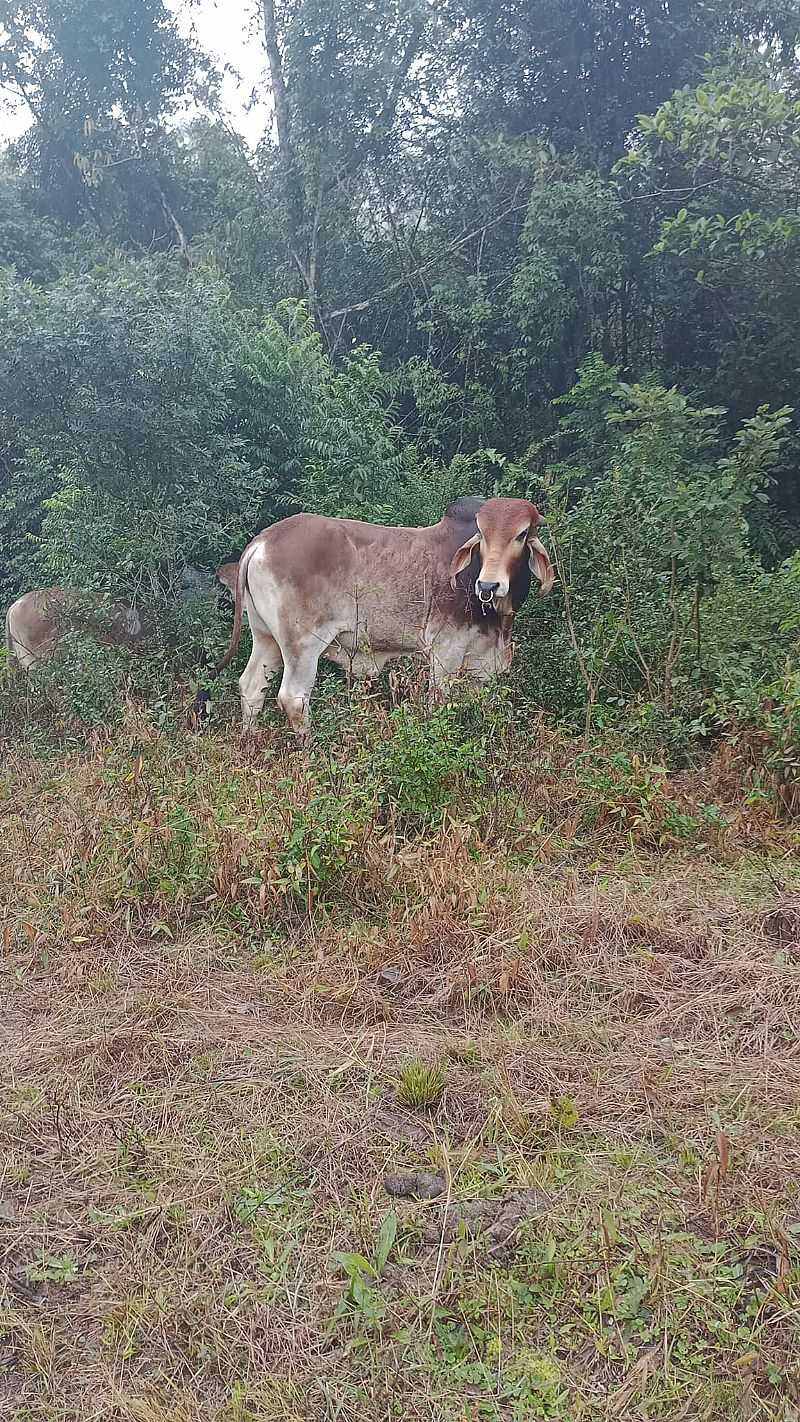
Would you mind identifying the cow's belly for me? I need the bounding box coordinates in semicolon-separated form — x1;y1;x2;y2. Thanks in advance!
323;644;399;680
322;631;420;681
324;600;426;659
321;614;510;682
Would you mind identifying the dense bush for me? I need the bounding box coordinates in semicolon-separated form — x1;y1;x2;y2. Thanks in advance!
498;358;797;755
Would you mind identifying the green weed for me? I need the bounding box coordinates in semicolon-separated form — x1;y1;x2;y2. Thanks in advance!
396;1058;447;1109
24;1251;79;1284
329;1210;398;1333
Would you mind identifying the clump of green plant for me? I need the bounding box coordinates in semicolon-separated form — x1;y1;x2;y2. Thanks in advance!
505;1350;569;1418
373;703;480;832
30;633;131;728
575;748;669;833
716;669;800;815
531;359;795;742
329;1210;397;1333
573;746;725;847
276;778;372;905
396;1057;447;1108
24;1250;79;1284
0;645;14;692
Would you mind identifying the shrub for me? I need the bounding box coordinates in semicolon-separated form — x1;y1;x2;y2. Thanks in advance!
276;780;372;906
716;670;800;816
533;359;794;740
373;702;481;833
30;634;132;729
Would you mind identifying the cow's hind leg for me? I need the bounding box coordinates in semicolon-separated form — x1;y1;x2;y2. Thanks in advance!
239;630;282;729
277;640;326;739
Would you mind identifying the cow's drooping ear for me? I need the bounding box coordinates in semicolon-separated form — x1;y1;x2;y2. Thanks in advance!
527;534;555;596
449;532;481;590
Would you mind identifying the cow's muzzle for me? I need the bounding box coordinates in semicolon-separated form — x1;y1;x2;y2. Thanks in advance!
476;579;500;606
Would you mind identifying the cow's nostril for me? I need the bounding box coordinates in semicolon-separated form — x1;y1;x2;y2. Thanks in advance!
477;579;500;599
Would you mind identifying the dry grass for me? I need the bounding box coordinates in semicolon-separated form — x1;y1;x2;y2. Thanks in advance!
1;701;800;1420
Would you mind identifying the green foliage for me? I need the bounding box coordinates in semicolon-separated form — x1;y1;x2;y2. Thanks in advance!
0;0;210;242
373;703;481;832
0;258;260;594
527;359;795;736
2;0;800;763
329;1210;398;1333
710;668;800;816
29;634;133;729
621;51;800;435
277;778;370;904
24;1249;79;1284
291;340;417;521
513;171;623;383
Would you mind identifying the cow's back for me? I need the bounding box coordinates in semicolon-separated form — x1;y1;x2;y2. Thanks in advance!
250;513;455;654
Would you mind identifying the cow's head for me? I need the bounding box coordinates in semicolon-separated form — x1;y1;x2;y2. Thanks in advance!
215;561;239;599
448;497;554;611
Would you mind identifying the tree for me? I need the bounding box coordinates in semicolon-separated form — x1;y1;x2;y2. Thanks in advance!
257;0;436;321
0;0;211;248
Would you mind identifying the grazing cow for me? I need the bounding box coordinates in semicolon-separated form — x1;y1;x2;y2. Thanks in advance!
215;561;240;600
211;497;554;737
4;587;143;671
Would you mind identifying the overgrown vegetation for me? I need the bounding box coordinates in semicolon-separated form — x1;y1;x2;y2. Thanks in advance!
3;0;800;1415
2;0;800;748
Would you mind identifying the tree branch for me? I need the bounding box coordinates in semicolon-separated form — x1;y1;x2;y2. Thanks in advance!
159;188;192;265
327;10;429;194
324;198;530;321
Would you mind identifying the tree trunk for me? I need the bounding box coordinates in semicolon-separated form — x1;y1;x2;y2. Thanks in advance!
261;0;306;283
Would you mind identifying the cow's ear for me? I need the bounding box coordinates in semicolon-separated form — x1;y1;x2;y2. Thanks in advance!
527;535;555;596
449;533;481;590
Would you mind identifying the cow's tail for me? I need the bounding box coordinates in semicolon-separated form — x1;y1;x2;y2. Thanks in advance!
214;544;254;676
4;608;11;656
191;546;255;727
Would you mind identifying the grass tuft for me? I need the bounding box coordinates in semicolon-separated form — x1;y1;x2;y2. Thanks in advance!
395;1057;447;1109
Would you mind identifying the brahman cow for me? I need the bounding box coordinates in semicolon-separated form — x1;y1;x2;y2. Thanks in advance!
211;497;554;737
5;587;143;670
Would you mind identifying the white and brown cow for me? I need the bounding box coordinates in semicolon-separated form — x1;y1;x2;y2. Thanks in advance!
4;587;143;671
212;497;554;737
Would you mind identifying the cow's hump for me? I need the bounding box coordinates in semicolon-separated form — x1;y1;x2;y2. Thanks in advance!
442;496;485;528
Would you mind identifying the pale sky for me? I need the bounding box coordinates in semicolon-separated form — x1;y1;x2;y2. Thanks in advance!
0;0;271;146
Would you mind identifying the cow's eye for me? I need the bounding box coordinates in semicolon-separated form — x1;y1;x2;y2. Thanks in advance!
516;530;528;543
